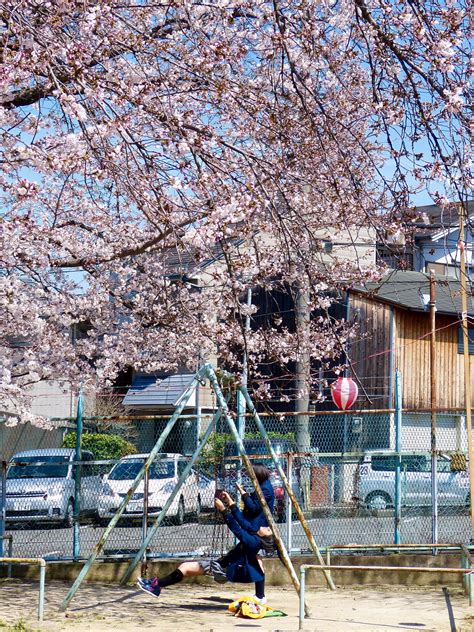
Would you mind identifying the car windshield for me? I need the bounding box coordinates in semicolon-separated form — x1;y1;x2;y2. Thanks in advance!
109;459;175;481
7;456;70;479
371;456;428;472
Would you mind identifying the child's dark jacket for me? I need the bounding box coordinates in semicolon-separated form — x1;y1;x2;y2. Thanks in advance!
241;479;275;531
220;506;271;583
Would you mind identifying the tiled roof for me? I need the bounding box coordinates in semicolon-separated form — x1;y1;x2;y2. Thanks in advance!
123;373;195;408
354;270;473;316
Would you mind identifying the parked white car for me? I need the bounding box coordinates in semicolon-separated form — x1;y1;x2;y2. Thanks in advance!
98;453;201;524
195;471;216;510
5;448;102;526
356;453;470;510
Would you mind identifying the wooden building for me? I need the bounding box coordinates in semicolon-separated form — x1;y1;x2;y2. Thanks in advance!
348;269;474;411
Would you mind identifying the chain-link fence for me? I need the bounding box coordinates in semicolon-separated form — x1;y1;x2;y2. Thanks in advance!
0;409;471;562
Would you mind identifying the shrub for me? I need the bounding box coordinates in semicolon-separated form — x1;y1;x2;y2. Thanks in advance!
63;432;137;460
199;430;295;473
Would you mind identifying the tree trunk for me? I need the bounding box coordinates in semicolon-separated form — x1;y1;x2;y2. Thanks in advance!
295;282;311;452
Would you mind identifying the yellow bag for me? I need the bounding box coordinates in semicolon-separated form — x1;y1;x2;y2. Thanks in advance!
228;595;272;619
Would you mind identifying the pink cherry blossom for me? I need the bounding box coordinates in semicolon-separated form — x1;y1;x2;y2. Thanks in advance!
0;0;469;424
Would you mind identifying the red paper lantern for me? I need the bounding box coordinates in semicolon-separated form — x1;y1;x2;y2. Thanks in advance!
331;377;358;411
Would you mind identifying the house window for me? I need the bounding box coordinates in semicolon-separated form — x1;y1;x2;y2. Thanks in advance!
458;326;474;354
425;262;473;279
71;321;91;344
425;262;448;276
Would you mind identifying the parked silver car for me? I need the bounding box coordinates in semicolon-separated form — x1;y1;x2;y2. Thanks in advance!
356;453;470;510
98;453;201;524
5;448;103;526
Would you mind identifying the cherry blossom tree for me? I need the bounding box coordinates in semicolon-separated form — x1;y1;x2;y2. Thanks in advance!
0;0;470;423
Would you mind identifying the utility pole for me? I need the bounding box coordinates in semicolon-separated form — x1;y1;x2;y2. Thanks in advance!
429;271;438;547
459;203;474;541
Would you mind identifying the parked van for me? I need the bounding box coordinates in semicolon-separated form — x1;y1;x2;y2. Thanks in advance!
355;453;469;510
5;448;102;526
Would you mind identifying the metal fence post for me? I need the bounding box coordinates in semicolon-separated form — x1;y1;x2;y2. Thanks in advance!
461;545;474;606
467;553;474;606
394;370;402;545
38;561;45;621
286;454;293;552
462;550;468;594
0;461;6;558
429;272;438;552
73;388;84;561
141;460;149;576
299;566;306;630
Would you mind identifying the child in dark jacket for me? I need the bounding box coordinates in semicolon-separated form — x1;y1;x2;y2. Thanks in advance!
138;483;275;604
236;463;275;532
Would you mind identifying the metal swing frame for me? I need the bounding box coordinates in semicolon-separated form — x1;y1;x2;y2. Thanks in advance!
60;364;334;615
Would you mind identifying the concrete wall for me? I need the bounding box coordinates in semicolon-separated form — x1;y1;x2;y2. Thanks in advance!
2;553;465;589
28;381;76;419
0;420;68;461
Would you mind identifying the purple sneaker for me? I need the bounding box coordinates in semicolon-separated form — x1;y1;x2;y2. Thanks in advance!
137;576;161;597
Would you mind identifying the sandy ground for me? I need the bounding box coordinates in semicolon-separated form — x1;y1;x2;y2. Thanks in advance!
0;579;473;632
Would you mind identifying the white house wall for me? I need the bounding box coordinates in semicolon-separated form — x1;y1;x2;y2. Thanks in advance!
28;380;76;419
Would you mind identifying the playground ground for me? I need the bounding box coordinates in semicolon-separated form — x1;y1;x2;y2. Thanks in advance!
0;579;473;632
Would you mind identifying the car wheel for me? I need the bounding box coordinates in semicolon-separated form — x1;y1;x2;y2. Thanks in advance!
63;499;74;528
174;496;185;525
366;491;391;511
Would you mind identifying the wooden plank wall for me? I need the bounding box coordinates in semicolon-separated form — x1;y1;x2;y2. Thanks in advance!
348;294;474;409
396;311;474;409
348;294;393;408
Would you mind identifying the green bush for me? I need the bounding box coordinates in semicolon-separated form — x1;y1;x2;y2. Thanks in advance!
199;430;295;473
63;432;137;460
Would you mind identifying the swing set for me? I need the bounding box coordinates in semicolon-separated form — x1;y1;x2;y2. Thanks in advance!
59;364;336;615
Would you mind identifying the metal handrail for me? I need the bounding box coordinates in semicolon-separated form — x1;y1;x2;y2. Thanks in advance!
0;557;46;621
299;562;474;629
323;542;474;588
0;534;13;577
461;544;474;605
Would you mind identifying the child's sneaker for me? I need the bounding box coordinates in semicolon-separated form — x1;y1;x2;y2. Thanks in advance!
253;595;267;605
137;576;161;597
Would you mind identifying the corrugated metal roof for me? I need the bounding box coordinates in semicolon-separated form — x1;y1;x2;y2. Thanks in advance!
354;270;474;316
123;373;196;409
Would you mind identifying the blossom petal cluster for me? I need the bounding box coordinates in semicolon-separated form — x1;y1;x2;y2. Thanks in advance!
0;0;469;423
